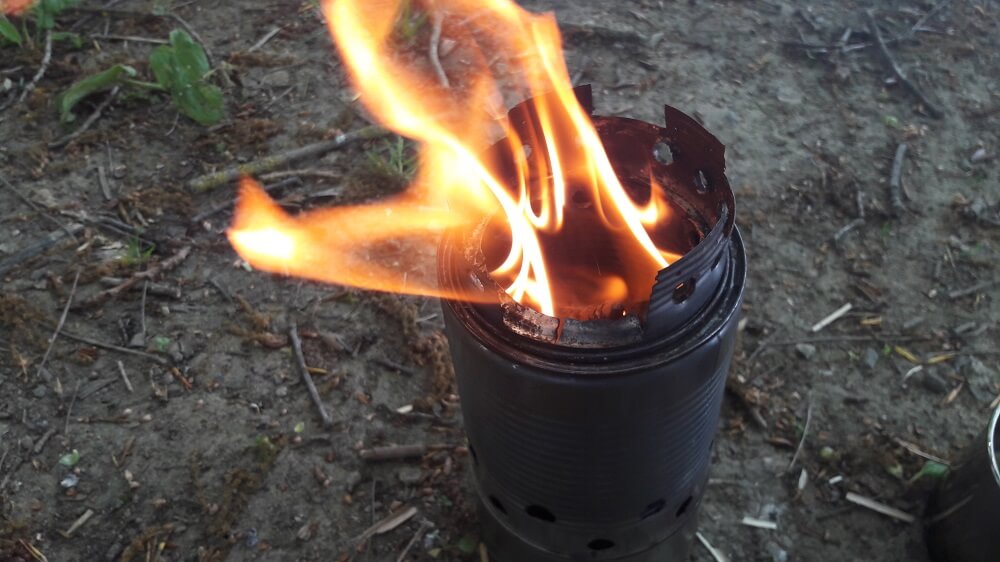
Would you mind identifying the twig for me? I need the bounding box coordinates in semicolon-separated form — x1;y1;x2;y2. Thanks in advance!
248;27;281;53
787;402;813;471
866;11;942;118
696;532;729;562
889;143;908;216
59;330;170;366
33;428;57;454
811;303;853;332
845;492;916;523
60;508;94;538
116;360;134;393
429;13;451;88
49;87;121;149
188;125;389;192
190;177;301;224
360;444;429;462
78;246;191;308
96;165;112;200
741;516;778;530
169;13;214;66
37;270;81;378
355;506;418;543
397;520;433;562
289;322;333;428
64;379;81;434
895;438;949;466
0;176;80;239
771;334;930;345
18;30;53;103
373;357;417;377
90;34;168;44
833;218;864;241
948;279;998;300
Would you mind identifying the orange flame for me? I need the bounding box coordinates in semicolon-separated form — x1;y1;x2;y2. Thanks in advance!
1;0;33;16
228;0;680;319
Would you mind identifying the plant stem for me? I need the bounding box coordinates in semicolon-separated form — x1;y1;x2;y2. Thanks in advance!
121;78;167;91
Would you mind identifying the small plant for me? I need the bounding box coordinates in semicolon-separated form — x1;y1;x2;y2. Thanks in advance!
121;236;155;265
366;136;416;180
58;29;224;125
393;0;427;45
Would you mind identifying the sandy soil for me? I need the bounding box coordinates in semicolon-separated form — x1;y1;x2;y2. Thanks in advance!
1;0;998;561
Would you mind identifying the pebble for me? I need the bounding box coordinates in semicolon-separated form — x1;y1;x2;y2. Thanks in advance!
397;466;424;485
863;348;879;369
275;386;289;398
795;343;817;360
970;147;989;163
345;471;362;492
261;70;291;88
921;370;949;394
32;385;47;398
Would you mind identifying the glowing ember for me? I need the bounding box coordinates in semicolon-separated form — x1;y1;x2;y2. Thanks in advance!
228;0;684;319
1;0;33;16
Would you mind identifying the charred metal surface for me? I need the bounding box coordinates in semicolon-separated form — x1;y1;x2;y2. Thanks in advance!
925;404;1000;562
439;89;746;562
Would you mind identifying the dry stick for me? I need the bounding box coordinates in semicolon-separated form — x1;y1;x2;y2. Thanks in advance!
866;11;943;118
0;225;84;278
889;143;909;216
61;508;95;538
248;27;281;53
116;360;134;393
811;303;853;332
18;30;53;103
90;34;168;44
360;444;429;462
190;177;301;223
64;379;81;434
59;330;170;366
397;520;433;562
788;402;814;471
696;532;729;562
188;125;389;192
0;175;80;239
948;279;999;300
36;270;82;379
845;492;916;523
79;246;192;308
429;13;451;88
49;87;121;148
289;322;334;429
33;428;57;454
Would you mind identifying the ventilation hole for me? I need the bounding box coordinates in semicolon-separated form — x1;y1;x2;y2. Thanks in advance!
673;278;696;303
588;539;615;551
641;499;666;519
522;144;533;159
488;495;507;515
469;445;478;466
675;495;693;517
571;190;590;206
712;253;723;269
652;141;674;165
525;504;556;522
694;170;710;193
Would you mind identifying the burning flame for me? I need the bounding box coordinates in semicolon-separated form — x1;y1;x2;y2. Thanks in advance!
228;0;681;319
1;0;34;16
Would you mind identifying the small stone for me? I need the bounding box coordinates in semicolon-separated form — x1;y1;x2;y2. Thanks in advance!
261;70;291;88
970;147;989;163
275;386;289;398
863;348;879;369
397;466;423;485
345;471;362;492
795;343;817;360
765;541;789;562
32;385;47;398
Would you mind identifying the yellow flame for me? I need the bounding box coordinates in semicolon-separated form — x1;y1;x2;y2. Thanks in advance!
228;0;680;319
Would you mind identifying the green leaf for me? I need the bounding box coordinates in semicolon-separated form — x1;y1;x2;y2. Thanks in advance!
456;535;478;555
33;0;80;30
908;460;950;485
59;449;80;467
0;15;22;46
149;29;224;125
51;30;83;49
57;64;135;123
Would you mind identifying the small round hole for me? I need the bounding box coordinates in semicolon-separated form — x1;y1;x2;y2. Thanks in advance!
488;495;507;515
694;170;710;193
588;539;615;551
652;141;674;165
525;504;556;522
522;144;533;159
673;278;696;303
641;499;666;519
675;495;693;517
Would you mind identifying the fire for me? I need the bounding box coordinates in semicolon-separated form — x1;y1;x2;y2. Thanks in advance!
228;0;682;319
1;0;33;16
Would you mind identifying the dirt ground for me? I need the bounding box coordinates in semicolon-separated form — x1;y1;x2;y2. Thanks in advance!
1;0;998;561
